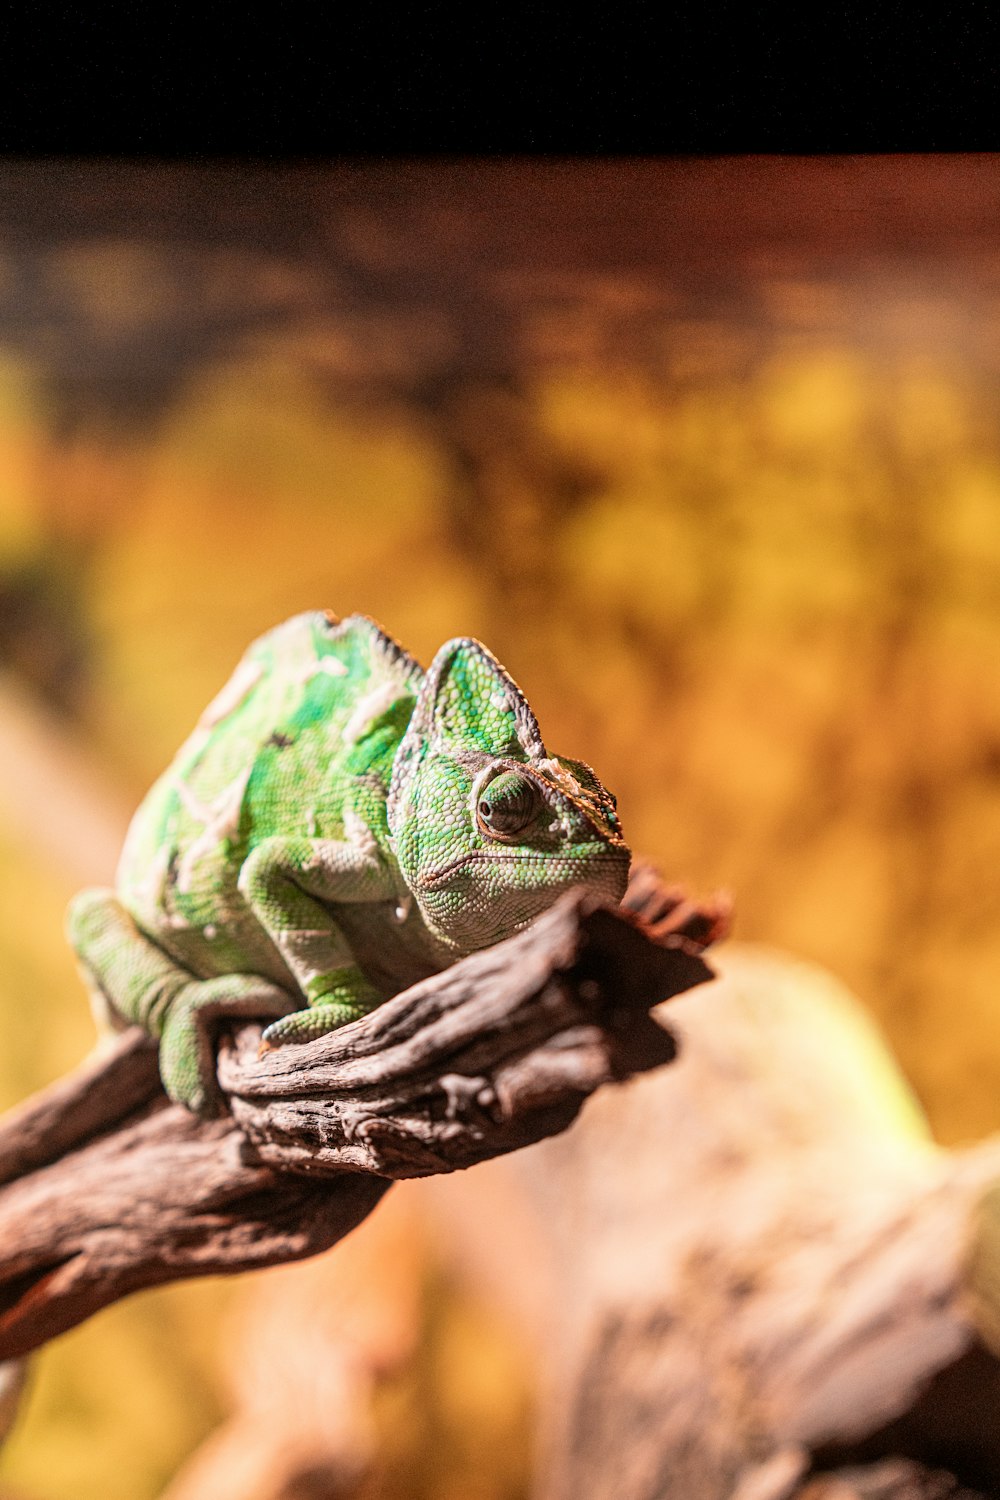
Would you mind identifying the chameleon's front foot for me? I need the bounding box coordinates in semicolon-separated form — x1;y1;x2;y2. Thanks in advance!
260;969;382;1049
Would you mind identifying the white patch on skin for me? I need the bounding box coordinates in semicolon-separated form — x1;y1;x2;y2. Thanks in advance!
344;804;380;859
537;758;604;832
314;656;349;678
289;654;349;688
198;658;264;729
490;691;508;712
516;719;547;759
134;841;174;912
342;679;403;745
175;766;253;894
175;725;212;762
306;806;319;837
394;894;412;923
277;926;352;983
536;756;579;794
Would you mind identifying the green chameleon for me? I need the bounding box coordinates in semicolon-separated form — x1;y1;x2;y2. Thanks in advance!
68;611;631;1114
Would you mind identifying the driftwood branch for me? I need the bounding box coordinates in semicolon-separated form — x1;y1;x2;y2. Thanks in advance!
146;882;1000;1500
0;882;723;1359
440;927;1000;1500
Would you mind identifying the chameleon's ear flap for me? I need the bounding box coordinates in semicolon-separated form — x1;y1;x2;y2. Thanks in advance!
408;637;547;760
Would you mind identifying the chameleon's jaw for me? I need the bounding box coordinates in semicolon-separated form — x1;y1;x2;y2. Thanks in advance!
411;843;630;955
418;848;629;892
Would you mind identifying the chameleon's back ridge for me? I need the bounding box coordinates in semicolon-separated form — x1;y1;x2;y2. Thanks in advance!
68;610;630;1113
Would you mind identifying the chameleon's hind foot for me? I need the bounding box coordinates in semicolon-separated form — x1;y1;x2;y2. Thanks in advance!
159;975;294;1116
68;888;296;1113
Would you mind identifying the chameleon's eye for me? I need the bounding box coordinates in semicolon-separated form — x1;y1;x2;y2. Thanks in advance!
476;771;539;839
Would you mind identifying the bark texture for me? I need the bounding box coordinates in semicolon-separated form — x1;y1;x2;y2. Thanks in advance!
424;920;1000;1500
0;884;718;1359
158;915;1000;1500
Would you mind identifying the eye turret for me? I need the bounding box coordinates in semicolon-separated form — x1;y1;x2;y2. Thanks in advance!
476;771;539;839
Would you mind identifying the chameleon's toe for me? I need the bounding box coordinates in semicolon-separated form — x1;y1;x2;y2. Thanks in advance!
261;998;376;1048
159;1005;219;1117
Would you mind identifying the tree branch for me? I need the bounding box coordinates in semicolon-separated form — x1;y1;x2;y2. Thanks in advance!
0;883;721;1358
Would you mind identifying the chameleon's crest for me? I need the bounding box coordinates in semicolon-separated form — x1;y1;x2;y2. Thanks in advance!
412;638;546;759
387;638;545;831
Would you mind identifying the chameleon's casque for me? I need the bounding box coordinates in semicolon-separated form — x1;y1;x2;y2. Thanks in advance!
68;612;631;1112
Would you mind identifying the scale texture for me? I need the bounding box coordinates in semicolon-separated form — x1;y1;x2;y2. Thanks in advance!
67;611;630;1112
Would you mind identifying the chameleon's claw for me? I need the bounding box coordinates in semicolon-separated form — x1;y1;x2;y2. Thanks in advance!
257;1037;274;1058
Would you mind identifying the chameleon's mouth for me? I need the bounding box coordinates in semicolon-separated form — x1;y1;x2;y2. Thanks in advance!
419;849;629;891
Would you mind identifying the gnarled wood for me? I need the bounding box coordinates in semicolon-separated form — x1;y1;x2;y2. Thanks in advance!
423;924;1000;1500
0;885;718;1359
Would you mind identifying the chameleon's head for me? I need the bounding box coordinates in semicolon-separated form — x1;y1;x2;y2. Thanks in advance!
387;638;630;956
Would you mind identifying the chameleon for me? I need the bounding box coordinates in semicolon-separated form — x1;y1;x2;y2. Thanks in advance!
67;611;631;1114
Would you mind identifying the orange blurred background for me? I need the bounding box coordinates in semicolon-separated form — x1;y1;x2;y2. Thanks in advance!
0;156;999;1497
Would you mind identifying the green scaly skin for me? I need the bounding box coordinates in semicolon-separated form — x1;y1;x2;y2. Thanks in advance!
68;611;631;1114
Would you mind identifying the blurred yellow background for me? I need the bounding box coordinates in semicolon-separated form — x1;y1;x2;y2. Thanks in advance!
1;156;1000;1497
